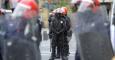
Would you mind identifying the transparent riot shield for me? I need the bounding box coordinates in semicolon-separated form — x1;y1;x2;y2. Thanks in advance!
2;38;40;60
0;15;41;60
0;15;6;60
74;5;113;60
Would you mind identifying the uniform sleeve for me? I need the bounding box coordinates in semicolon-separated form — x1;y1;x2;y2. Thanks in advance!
66;16;73;37
66;16;72;31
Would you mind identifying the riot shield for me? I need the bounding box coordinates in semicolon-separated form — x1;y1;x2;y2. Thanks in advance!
2;38;40;60
0;15;41;60
74;6;113;60
0;15;6;60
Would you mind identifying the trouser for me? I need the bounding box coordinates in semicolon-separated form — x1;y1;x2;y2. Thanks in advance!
51;33;69;58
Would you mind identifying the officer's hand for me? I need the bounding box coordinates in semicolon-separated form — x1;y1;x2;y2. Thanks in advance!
49;34;52;39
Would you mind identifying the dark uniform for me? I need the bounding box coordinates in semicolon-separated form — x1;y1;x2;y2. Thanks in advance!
49;13;71;60
48;14;59;59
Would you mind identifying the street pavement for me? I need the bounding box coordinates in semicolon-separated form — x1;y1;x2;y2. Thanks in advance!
40;29;76;60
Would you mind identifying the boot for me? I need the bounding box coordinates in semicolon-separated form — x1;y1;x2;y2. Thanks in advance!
49;46;56;60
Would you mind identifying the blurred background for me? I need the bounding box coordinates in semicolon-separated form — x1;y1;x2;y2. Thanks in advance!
0;0;113;28
0;0;115;60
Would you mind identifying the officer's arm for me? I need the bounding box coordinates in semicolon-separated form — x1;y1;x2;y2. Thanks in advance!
66;16;72;31
66;16;73;37
48;16;53;39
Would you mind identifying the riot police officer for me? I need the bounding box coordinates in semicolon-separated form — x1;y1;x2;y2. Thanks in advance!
48;8;72;60
48;10;57;60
